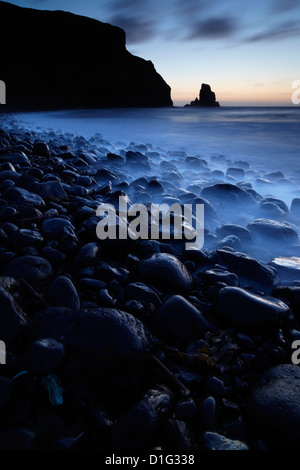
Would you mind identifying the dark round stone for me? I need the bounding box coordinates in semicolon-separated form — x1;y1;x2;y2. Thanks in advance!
139;253;193;293
30;338;65;376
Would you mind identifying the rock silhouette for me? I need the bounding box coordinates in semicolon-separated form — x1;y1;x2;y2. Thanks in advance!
185;83;220;107
0;1;172;110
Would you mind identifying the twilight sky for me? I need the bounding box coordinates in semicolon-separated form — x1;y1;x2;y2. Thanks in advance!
7;0;300;106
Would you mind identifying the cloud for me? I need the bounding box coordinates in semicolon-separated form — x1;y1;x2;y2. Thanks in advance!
243;20;300;43
101;0;159;43
175;0;210;18
109;14;157;43
186;17;238;40
103;0;239;44
272;0;300;13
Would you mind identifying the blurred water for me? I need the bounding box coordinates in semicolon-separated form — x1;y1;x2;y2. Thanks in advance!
2;106;300;261
8;106;300;173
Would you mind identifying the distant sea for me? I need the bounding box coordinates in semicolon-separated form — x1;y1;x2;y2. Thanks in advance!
4;106;300;172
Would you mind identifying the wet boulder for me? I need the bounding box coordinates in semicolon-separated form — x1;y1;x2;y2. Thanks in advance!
4;187;45;207
33;141;51;157
226;167;245;180
204;268;239;287
269;256;300;283
201;183;257;207
246;364;300;449
48;276;80;310
259;202;286;218
3;255;53;286
0;285;28;341
247;218;299;244
42;218;78;252
210;249;278;288
110;386;173;450
126;151;150;170
30;306;152;397
3;152;30;166
125;282;162;308
204;432;249;450
290;198;300;217
218;286;291;331
73;242;101;268
272;285;300;315
30;338;65;376
154;294;215;341
139;253;193;293
216;224;252;243
28;181;67;200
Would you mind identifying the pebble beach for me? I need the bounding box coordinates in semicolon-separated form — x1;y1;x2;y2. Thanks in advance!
0;115;300;451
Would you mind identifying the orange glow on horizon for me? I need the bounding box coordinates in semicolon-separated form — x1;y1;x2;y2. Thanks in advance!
172;85;294;107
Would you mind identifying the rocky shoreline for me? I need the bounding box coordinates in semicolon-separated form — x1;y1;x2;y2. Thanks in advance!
0;118;300;450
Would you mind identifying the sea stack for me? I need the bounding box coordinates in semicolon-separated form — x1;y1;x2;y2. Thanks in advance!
185;83;220;107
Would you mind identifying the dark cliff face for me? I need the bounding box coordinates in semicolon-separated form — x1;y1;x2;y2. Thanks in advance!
0;1;173;110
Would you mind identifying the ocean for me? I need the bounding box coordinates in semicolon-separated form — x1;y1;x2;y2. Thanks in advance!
5;106;300;173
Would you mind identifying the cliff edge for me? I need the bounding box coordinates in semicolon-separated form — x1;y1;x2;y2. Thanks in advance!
0;1;173;110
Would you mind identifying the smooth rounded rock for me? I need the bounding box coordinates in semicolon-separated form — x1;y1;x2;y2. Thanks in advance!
204;268;239;286
110;386;173;450
126;151;150;169
218;286;291;330
290;198;300;216
42;218;78;252
42;218;74;236
272;285;300;314
28;181;67;200
201;183;257;207
125;282;161;307
226;167;245;179
192;197;216;219
204;432;249;450
4;152;30;166
13;229;43;247
247;218;299;244
270;256;300;282
31;306;152;397
216;224;252;242
262;197;289;214
30;338;65;376
48;276;80;310
146;179;164;194
215;235;242;251
210;249;278;288
0;286;27;341
139;253;193;293
259;202;286;218
154;294;215;341
202;396;216;429
0;170;21;183
5;187;45;207
33;141;50;157
0;206;18;219
4;255;53;286
247;364;300;449
73;242;100;268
